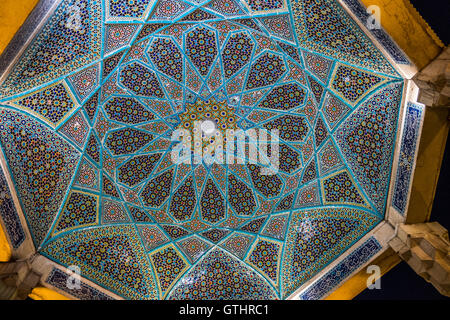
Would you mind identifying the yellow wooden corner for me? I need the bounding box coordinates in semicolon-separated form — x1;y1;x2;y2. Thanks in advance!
360;0;444;69
0;222;12;262
326;248;402;300
0;0;39;55
406;108;450;224
29;287;71;300
402;0;445;48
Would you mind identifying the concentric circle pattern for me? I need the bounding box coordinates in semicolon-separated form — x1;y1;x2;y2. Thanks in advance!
0;0;406;299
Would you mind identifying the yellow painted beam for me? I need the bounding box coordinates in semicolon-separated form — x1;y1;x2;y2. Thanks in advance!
0;0;39;55
407;108;450;224
360;0;444;69
326;248;402;300
0;223;12;262
29;287;71;300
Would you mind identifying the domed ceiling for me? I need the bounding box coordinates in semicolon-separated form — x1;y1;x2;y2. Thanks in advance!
0;0;406;299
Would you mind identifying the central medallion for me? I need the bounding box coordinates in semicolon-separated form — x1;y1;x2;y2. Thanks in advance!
177;97;238;159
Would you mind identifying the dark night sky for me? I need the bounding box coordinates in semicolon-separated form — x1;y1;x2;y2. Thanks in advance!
408;0;450;45
356;0;449;300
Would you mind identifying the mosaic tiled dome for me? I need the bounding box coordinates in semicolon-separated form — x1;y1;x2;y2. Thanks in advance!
0;0;407;299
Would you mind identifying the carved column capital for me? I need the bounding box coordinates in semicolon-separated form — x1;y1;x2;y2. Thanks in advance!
413;47;450;108
389;222;450;297
0;259;41;300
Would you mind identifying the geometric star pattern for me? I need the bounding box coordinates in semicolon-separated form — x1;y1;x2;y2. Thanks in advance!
0;0;405;300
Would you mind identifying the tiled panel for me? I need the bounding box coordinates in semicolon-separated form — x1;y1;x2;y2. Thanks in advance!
298;237;383;300
46;267;115;300
0;163;25;249
392;102;425;215
341;0;410;65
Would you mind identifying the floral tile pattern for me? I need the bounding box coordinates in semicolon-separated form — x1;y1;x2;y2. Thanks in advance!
0;0;406;299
